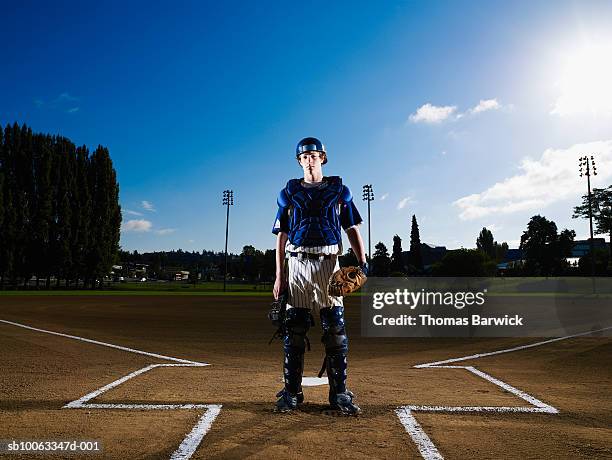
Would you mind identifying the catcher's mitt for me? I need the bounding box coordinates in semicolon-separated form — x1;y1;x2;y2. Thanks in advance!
268;292;288;344
328;266;367;297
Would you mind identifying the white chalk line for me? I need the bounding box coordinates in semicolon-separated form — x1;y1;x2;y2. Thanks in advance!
397;327;612;459
1;319;220;460
414;326;612;368
0;319;206;365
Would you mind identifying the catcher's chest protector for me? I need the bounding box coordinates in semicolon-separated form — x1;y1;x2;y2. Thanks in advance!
285;176;343;247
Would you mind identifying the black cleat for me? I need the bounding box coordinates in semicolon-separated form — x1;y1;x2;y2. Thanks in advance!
275;389;302;412
330;390;362;416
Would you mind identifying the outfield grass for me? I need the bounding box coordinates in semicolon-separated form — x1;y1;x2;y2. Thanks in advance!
0;281;274;296
0;290;273;296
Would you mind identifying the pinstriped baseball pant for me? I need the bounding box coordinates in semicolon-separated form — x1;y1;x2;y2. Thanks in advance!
286;255;344;314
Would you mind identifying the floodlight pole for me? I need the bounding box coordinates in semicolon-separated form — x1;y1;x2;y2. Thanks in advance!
579;157;597;287
222;190;234;292
362;184;374;263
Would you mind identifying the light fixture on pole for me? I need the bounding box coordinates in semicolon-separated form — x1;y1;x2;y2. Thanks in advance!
579;156;597;277
362;184;374;263
222;190;234;292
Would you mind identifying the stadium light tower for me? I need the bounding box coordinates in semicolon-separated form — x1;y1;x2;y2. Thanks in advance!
579;156;597;277
222;190;234;292
362;184;374;263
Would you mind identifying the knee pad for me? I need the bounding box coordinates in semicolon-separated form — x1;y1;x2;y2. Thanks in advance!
284;308;313;353
320;306;348;355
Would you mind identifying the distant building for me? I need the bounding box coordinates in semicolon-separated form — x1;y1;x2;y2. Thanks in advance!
163;266;190;281
403;243;447;269
497;249;523;273
570;238;607;258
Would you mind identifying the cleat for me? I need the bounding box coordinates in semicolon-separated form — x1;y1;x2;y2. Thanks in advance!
275;389;300;412
276;388;304;404
330;390;362;416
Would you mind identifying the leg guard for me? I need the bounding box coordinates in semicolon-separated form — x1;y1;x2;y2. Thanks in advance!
282;308;312;395
320;306;349;395
320;306;361;415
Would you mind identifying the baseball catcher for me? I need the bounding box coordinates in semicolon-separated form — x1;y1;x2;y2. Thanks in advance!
271;136;368;415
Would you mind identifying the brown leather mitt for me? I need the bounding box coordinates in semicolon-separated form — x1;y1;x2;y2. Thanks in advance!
328;266;367;297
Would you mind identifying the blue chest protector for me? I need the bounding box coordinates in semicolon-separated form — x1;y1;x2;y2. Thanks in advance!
280;176;344;247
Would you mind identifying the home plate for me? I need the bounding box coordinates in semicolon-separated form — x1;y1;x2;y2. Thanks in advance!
301;377;328;386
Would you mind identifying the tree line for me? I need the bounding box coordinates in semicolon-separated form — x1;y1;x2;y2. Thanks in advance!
2;122;609;288
0;123;121;288
105;211;612;283
360;212;610;278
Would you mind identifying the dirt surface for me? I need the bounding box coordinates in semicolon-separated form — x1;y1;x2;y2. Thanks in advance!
0;295;611;459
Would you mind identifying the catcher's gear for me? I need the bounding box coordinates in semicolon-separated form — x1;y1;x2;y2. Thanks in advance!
331;390;362;416
283;308;313;395
318;306;360;414
268;292;288;344
272;176;363;247
319;306;348;355
328;266;367;297
296;136;327;164
275;388;300;412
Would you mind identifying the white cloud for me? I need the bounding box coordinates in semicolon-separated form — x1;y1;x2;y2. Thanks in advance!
142;200;156;212
410;99;506;124
55;92;78;103
485;223;503;232
454;140;612;220
409;103;457;124
123;209;144;216
397;197;412;210
380;193;389;201
155;228;177;235
468;98;501;115
67;107;79;113
121;219;152;233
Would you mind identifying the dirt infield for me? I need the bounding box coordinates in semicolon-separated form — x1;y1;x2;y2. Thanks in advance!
1;295;611;459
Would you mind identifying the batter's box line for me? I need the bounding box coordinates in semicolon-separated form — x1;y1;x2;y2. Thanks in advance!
1;319;221;460
63;363;222;460
397;326;612;460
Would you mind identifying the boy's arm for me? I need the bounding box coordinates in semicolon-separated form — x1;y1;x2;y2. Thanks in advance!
274;231;289;299
345;226;367;266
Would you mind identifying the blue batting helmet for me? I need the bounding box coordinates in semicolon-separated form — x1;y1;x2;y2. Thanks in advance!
296;137;327;164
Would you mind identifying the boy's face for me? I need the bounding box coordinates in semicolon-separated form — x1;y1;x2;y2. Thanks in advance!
298;151;324;173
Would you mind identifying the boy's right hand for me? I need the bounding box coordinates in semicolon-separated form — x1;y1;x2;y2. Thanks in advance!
273;276;287;300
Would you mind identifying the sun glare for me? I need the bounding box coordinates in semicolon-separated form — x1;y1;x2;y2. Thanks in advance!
551;42;612;116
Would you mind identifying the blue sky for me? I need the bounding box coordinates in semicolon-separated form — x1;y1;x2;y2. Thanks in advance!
2;1;612;254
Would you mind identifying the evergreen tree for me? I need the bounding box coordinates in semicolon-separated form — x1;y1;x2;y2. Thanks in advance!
52;138;73;287
431;249;497;276
409;215;423;270
87;146;121;287
520;215;575;276
0;124;17;286
390;234;405;273
30;134;53;286
573;185;612;265
476;227;495;258
12;124;32;285
372;241;391;276
71;145;91;287
0;126;4;285
494;241;509;261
